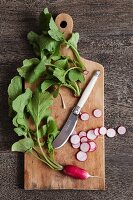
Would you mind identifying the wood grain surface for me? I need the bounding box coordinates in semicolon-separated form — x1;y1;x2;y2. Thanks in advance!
0;0;132;199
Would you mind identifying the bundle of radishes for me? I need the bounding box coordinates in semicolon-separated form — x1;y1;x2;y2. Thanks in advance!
70;108;126;162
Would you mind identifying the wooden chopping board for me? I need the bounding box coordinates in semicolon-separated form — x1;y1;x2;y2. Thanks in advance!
24;13;105;190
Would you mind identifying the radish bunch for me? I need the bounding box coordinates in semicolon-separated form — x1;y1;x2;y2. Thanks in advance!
70;125;126;162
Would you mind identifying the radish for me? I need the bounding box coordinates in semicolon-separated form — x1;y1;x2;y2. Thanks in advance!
80;136;88;143
117;126;126;135
83;70;89;75
93;109;102;118
94;128;100;136
80;142;90;152
72;142;80;149
80;112;89;121
76;151;87;161
106;128;116;138
89;141;97;152
79;131;86;138
63;165;100;179
71;130;77;135
70;135;80;144
87;130;97;140
99;127;107;135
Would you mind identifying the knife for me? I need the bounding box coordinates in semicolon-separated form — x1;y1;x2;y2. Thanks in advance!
52;70;101;149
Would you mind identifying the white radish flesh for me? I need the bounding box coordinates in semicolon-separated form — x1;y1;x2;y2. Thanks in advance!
89;141;97;152
80;112;89;121
80;136;88;143
117;126;126;135
94;128;100;136
72;142;80;149
87;130;97;140
99;127;107;135
79;131;86;138
80;142;90;152
93;109;102;118
76;151;87;162
106;128;116;138
71;130;77;135
70;135;80;144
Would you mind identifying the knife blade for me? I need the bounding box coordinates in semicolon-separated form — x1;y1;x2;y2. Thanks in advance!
52;70;101;149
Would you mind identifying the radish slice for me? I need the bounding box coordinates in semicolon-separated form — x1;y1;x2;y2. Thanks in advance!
80;112;89;121
117;126;126;135
71;130;77;135
106;128;116;138
87;130;97;140
76;151;87;161
80;142;90;152
99;127;107;135
89;141;97;152
93;109;102;118
94;128;100;136
72;142;80;149
80;136;88;143
79;131;86;138
83;70;89;75
70;135;80;144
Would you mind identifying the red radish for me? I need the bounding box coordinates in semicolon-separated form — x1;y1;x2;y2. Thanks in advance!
99;127;107;135
71;130;77;135
72;142;80;149
94;128;100;136
87;130;97;140
70;135;80;144
80;112;89;121
80;136;88;143
79;131;86;138
89;141;97;152
80;142;90;152
93;109;102;118
76;151;87;161
106;128;116;138
117;126;126;135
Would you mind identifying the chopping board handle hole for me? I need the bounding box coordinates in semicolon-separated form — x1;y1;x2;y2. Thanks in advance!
60;21;67;28
55;13;73;39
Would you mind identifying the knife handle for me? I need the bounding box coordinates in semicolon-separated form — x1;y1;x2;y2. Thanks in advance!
77;70;100;111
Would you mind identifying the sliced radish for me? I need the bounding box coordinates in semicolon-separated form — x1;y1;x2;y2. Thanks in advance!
87;130;97;140
117;126;126;135
99;127;107;135
93;109;102;118
94;128;100;136
80;112;89;121
76;151;87;162
89;141;97;152
70;135;80;144
106;128;116;138
80;136;88;143
83;70;89;75
72;142;80;149
79;131;86;138
71;130;77;135
80;142;90;152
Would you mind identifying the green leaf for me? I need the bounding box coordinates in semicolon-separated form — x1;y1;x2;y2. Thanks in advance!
41;80;55;92
12;88;32;118
63;81;81;96
53;68;66;83
27;31;40;56
67;32;79;49
37;125;47;138
68;69;85;82
47;116;59;152
27;90;53;127
17;58;40;83
12;138;34;152
53;84;61;98
54;58;68;69
8;76;22;102
39;8;52;33
14;127;27;137
48;17;64;42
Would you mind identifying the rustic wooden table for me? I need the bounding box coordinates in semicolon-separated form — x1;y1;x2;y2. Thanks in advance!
0;0;133;199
